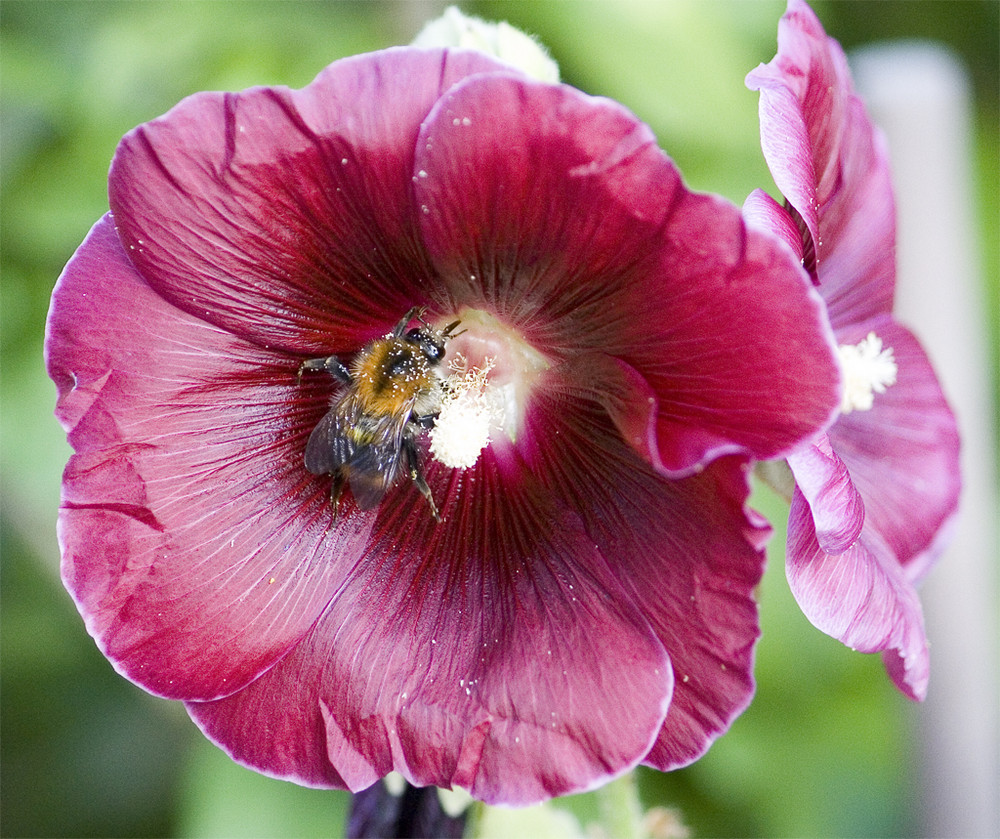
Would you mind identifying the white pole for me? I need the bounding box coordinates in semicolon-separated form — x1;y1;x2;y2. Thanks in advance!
852;42;1000;839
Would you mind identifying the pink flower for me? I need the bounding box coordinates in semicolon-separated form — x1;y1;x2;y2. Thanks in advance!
746;0;961;700
46;47;840;804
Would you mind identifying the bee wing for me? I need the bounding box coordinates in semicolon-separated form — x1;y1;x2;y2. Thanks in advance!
344;413;411;510
345;444;404;509
303;407;355;476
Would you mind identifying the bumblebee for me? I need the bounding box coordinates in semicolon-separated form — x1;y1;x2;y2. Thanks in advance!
298;307;460;520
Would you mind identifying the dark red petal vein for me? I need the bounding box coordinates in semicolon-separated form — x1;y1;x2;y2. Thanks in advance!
189;443;674;806
518;371;769;769
109;49;508;356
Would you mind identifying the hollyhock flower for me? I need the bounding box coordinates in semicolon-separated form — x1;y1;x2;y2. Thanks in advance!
745;0;960;700
46;45;842;805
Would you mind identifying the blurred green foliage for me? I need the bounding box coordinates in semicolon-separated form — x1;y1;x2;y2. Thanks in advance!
2;2;996;837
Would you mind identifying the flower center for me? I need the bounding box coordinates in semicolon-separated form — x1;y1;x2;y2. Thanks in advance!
837;332;898;414
429;308;549;468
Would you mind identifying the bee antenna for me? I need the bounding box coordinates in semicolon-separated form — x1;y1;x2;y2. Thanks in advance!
442;320;464;338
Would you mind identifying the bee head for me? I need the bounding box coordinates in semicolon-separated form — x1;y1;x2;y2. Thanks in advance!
405;327;447;365
404;319;462;366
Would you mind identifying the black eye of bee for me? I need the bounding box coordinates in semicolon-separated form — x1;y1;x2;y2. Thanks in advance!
405;328;446;364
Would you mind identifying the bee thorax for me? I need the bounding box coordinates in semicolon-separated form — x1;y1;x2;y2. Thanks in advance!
352;340;436;416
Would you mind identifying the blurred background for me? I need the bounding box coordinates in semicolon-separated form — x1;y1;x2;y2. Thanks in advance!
2;2;996;836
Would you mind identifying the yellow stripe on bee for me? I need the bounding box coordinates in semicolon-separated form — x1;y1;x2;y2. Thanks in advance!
352;339;435;416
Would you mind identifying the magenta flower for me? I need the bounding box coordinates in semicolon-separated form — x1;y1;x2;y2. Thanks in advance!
745;0;961;700
46;46;841;804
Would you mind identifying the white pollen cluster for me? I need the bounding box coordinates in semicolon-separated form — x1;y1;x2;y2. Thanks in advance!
837;332;898;414
429;358;497;469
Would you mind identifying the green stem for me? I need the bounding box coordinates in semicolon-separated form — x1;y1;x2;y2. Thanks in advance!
753;458;795;502
596;771;646;839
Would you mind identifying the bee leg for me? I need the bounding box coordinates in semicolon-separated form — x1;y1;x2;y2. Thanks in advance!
298;355;352;385
412;470;441;522
328;473;346;522
392;306;425;338
403;437;441;522
411;412;438;430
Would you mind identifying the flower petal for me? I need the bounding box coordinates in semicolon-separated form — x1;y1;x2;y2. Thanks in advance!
813;100;896;328
787;488;930;700
747;0;896;326
787;433;865;554
109;49;508;356
831;317;960;579
45;215;374;701
413;72;841;474
519;372;769;769
188;442;674;806
743;188;805;264
752;2;960;700
746;0;849;255
559;353;664;473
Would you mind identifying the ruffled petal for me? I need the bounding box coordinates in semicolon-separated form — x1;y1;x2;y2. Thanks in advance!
555;353;664;473
413;72;840;474
747;0;895;326
109;48;508;355
751;2;959;701
831;317;960;579
519;372;768;769
188;439;673;806
787;489;930;700
787;433;865;554
45;215;374;701
746;0;843;246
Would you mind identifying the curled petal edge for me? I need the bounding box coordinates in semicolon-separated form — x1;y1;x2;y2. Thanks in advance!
787;434;865;554
787;488;930;700
743;189;805;265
